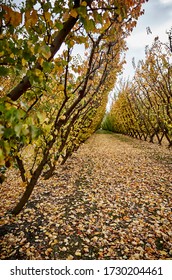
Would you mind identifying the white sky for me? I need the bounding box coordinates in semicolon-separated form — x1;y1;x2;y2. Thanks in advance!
122;0;172;79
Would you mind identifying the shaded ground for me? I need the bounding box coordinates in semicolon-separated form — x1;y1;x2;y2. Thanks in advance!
0;131;172;259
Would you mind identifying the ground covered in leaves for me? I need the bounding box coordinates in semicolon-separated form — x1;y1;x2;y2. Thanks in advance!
0;131;172;260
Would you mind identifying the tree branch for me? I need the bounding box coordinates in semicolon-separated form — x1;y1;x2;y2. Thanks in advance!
7;15;78;101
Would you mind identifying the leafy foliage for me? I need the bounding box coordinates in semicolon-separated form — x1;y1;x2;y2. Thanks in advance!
0;0;147;214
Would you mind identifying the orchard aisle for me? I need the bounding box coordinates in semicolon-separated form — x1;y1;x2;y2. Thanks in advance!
0;132;172;259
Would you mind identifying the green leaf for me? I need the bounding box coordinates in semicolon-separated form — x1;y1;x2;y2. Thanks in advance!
43;61;53;73
81;18;95;32
0;66;9;76
55;21;63;30
31;126;41;139
3;128;15;139
14;124;22;137
88;19;96;30
77;6;87;18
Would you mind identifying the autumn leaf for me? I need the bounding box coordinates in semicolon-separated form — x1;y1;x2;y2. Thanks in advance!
2;5;22;27
40;45;51;60
70;9;78;18
25;9;38;29
0;132;171;260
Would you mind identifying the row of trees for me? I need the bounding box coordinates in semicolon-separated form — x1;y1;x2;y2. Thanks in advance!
0;0;147;215
102;38;172;147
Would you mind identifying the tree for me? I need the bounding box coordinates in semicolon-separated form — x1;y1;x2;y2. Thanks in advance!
0;0;147;215
107;38;172;147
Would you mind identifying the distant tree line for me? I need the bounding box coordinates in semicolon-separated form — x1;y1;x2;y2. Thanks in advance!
102;38;172;147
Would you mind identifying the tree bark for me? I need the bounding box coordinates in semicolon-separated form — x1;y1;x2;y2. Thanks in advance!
10;168;42;215
10;144;54;215
16;156;26;182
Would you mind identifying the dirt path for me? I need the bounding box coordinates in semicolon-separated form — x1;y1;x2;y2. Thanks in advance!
0;132;172;259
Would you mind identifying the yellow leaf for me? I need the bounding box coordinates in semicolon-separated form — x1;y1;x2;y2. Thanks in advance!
61;247;67;252
20;181;27;188
45;248;53;255
160;250;167;256
81;1;87;6
26;249;32;256
59;115;66;121
51;240;58;246
67;255;74;260
58;84;64;91
35;69;42;77
92;236;98;242
10;53;15;59
70;9;78;18
75;249;81;256
22;58;27;66
38;57;44;66
83;246;89;253
44;12;51;22
0;148;5;165
40;45;51;60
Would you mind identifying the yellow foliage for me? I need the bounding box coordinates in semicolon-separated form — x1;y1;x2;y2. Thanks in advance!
44;12;51;22
70;9;78;18
81;1;87;6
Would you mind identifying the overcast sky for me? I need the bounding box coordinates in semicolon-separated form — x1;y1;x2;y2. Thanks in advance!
122;0;172;79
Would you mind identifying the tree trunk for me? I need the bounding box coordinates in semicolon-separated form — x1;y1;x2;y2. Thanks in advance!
10;173;39;215
43;164;56;180
10;157;46;215
16;156;26;182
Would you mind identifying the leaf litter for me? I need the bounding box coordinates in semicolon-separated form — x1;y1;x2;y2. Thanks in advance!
0;132;172;259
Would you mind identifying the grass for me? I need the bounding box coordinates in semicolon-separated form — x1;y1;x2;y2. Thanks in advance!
96;129;114;135
96;129;133;143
